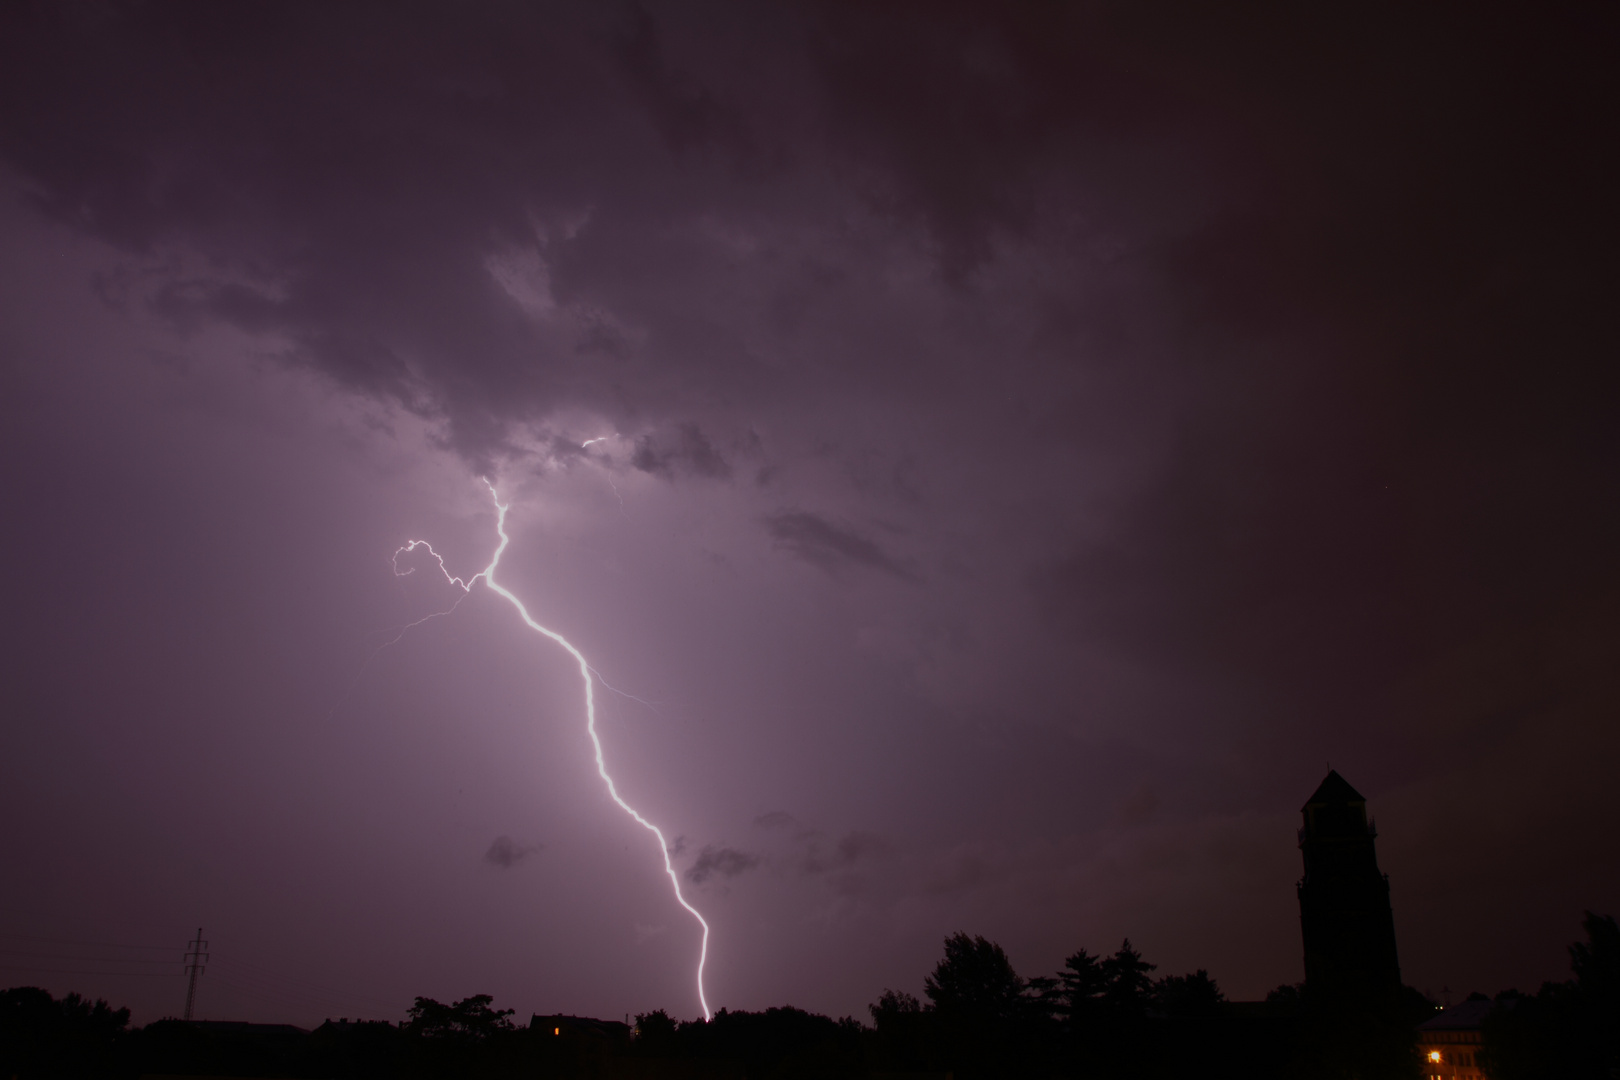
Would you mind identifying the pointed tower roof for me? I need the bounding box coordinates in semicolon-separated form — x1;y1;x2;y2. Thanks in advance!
1302;769;1365;811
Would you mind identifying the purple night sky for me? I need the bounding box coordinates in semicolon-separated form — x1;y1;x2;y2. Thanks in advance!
1;2;1616;1028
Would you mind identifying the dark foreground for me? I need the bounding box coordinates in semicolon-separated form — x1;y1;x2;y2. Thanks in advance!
3;915;1614;1080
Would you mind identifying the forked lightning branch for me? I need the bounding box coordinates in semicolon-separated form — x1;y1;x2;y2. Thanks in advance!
391;481;713;1020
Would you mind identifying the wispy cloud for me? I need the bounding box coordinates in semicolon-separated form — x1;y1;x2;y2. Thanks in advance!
763;511;918;581
803;830;893;875
753;811;796;830
687;845;761;884
484;836;539;869
632;423;731;480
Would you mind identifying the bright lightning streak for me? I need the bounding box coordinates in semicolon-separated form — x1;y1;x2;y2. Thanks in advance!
393;482;712;1020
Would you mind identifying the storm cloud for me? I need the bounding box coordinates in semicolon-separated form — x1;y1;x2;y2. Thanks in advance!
1;0;1616;1029
632;424;733;481
687;846;762;885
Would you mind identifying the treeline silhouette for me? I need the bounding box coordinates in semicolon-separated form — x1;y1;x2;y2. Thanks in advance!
1481;911;1620;1080
3;916;1615;1079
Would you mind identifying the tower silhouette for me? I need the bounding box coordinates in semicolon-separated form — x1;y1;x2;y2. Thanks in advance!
1296;771;1401;1001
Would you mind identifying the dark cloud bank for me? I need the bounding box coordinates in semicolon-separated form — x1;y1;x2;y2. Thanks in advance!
1;0;1618;1024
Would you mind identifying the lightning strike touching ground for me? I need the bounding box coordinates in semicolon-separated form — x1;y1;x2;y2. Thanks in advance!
393;481;712;1020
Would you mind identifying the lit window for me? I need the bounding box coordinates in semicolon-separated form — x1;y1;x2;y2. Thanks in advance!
554;1027;561;1035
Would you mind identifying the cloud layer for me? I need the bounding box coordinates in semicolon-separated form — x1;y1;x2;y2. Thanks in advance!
1;0;1617;1027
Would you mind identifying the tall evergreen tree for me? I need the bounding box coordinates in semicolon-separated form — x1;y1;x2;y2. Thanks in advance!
1102;939;1158;1015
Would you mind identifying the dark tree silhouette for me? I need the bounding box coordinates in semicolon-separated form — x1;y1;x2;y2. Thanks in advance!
31;915;1616;1080
1056;947;1109;1027
924;932;1029;1023
1267;982;1305;1009
0;986;129;1079
921;933;1043;1078
1101;939;1158;1016
1155;969;1225;1018
669;1006;864;1076
1485;912;1620;1080
631;1008;680;1054
868;988;932;1073
1571;911;1620;998
406;994;514;1039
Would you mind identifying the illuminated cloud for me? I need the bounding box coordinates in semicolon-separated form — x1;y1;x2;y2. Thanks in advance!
0;1;1615;1025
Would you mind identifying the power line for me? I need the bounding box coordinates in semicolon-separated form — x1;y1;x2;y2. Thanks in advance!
210;957;399;1013
0;934;401;1022
0;949;177;965
207;973;371;1017
0;965;184;978
0;932;174;951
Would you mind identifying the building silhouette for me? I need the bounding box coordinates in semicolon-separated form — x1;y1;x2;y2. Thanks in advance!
1296;770;1402;1001
1417;996;1491;1080
531;1013;631;1045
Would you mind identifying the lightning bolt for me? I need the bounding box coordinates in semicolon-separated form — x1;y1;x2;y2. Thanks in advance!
393;480;712;1020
